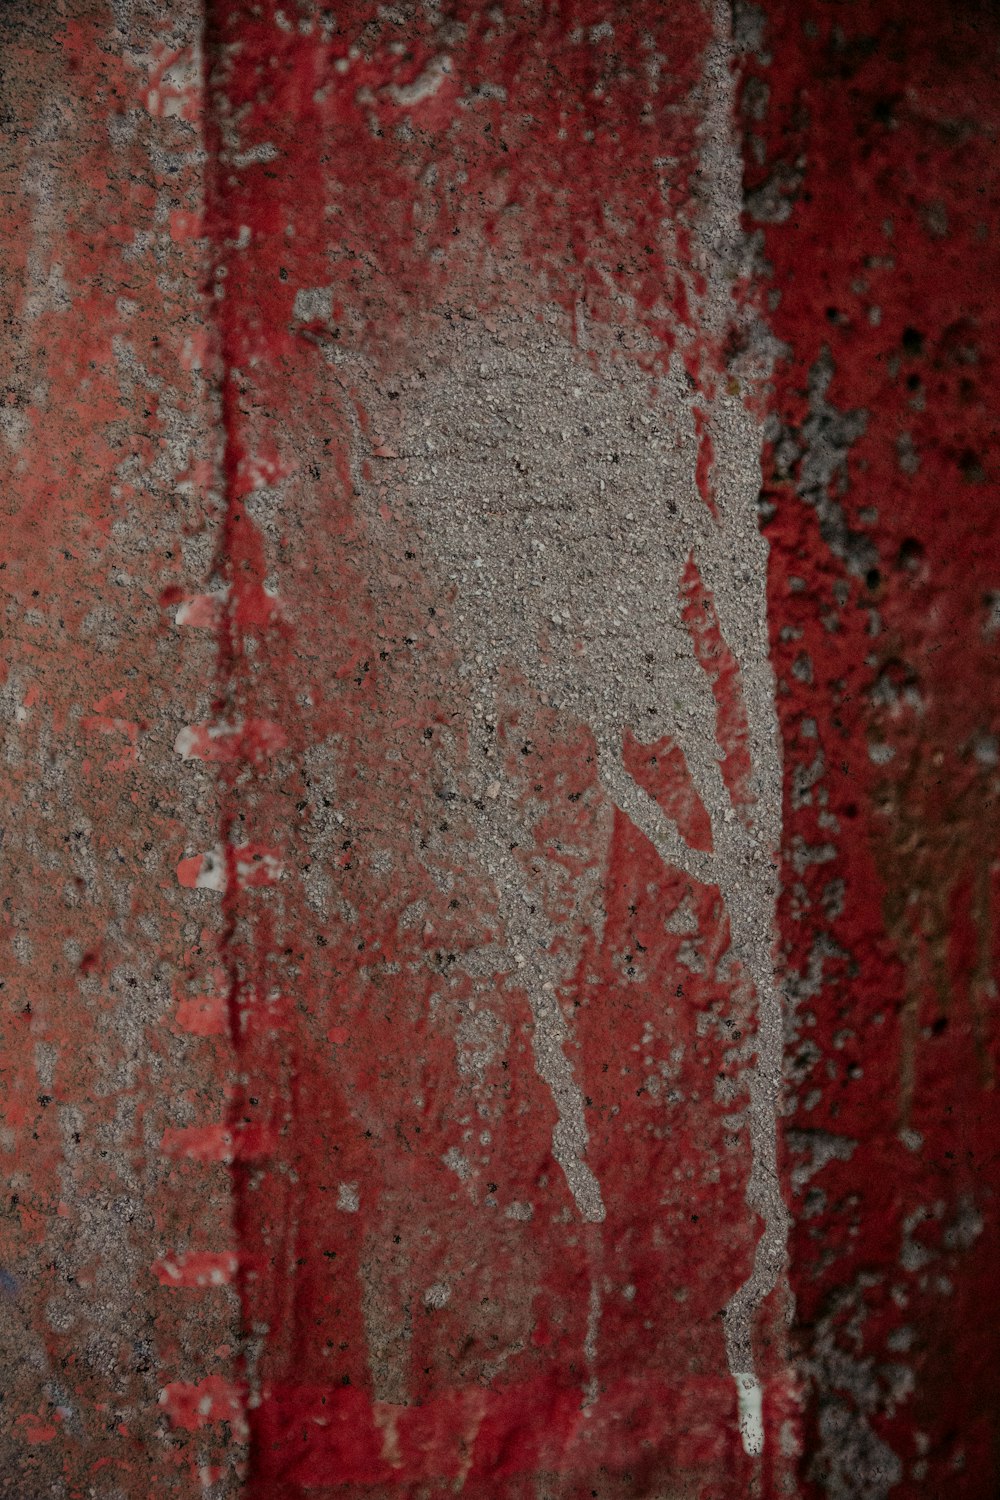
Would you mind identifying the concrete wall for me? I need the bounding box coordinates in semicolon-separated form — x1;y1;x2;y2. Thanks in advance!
0;2;995;1496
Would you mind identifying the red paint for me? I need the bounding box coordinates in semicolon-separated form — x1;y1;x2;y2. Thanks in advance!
252;1372;744;1490
153;1251;239;1288
743;2;1000;1493
176;853;211;889
175;993;230;1036
1;10;238;1489
16;1411;61;1445
160;1376;245;1432
680;555;756;822
622;728;715;854
195;3;789;1494
176;719;287;763
162;1123;280;1164
4;1;994;1493
693;406;721;522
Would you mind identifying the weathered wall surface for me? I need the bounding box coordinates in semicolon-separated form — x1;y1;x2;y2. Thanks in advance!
742;4;1000;1495
0;2;995;1498
0;2;241;1493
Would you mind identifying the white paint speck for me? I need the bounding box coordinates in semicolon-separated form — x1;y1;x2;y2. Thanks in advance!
233;142;280;168
442;1145;471;1181
734;1371;764;1457
504;1201;533;1221
195;848;227;892
336;1181;359;1213
388;55;452;107
293;285;333;323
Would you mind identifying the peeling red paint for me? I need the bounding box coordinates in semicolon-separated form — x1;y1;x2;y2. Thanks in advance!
154;1251;240;1289
742;1;1000;1493
160;1376;245;1432
622;729;716;854
175;992;230;1037
189;4;792;1494
1;0;996;1495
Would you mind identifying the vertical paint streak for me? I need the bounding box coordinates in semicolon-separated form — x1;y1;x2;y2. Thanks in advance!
695;2;791;1456
680;552;757;823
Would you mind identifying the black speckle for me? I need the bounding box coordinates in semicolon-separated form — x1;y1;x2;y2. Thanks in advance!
960;449;985;483
897;538;924;571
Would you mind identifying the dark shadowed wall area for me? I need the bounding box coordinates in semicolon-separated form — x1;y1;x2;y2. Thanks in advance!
0;2;996;1498
742;3;999;1495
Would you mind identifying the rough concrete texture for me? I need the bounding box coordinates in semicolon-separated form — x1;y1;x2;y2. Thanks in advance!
0;2;996;1498
742;4;1000;1495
